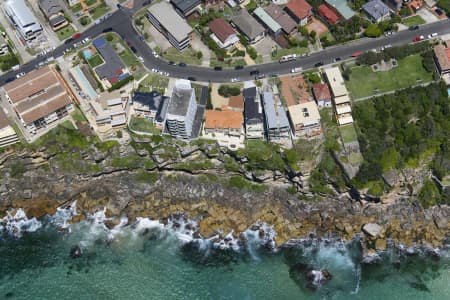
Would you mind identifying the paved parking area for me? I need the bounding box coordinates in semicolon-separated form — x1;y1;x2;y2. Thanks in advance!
417;8;440;24
253;37;277;63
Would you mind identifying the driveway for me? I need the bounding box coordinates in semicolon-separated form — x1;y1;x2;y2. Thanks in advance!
190;34;211;67
210;83;229;109
253;36;277;63
417;8;440;24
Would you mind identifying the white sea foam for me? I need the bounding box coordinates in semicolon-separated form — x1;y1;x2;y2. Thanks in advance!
0;208;42;237
50;201;78;230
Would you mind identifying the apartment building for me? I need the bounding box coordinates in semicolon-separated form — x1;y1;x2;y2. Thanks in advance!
4;0;42;41
166;79;197;139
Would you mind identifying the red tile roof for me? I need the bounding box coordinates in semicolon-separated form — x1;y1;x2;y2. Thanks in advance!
205;110;243;129
209;18;236;43
312;83;332;102
286;0;312;20
318;4;341;25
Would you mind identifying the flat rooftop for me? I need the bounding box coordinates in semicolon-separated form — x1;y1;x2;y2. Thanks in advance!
148;2;193;42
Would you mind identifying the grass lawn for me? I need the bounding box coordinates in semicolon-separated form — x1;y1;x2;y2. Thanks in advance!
88;55;104;68
339;124;358;143
402;15;426;27
85;0;97;6
162;47;202;65
71;107;88;123
0;53;19;71
56;25;76;41
119;49;138;67
70;3;82;13
90;3;110;20
137;73;169;94
210;56;247;68
129;116;162;134
271;46;309;61
346;54;433;99
79;16;92;27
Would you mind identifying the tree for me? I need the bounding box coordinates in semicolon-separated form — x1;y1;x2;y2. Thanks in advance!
365;24;382;37
309;30;317;40
196;51;203;59
399;6;411;17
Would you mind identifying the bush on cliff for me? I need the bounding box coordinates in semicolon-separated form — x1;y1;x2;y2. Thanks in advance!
418;179;441;208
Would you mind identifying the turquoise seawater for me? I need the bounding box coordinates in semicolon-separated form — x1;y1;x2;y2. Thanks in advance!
0;212;449;300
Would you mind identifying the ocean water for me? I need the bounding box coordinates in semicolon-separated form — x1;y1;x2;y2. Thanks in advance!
0;206;449;300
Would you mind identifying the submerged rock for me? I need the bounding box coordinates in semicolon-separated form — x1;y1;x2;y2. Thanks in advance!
70;245;82;259
289;263;332;291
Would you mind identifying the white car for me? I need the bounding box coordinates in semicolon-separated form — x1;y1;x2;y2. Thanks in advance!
16;72;25;78
151;68;157;73
431;32;438;37
82;37;90;44
230;77;240;83
138;56;144;62
152;51;159;58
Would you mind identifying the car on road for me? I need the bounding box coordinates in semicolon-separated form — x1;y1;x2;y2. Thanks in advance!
409;25;419;31
291;67;302;73
72;32;81;40
81;37;90;44
152;51;159;58
168;61;176;65
64;38;73;44
334;57;341;62
138;56;144;62
102;27;113;33
16;72;25;78
413;35;424;42
234;65;244;70
187;76;196;81
314;61;324;67
351;51;364;57
214;66;222;71
117;4;124;10
230;77;240;82
256;73;266;79
5;77;15;83
179;62;187;67
428;33;438;39
130;46;137;53
249;70;259;76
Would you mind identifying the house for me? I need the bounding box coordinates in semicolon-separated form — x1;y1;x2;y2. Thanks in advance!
133;91;169;129
363;0;391;23
170;0;202;17
433;41;450;76
0;108;19;148
0;35;9;56
89;95;129;128
285;0;313;26
407;0;424;13
204;110;244;149
318;4;341;25
66;0;80;6
288;102;321;137
325;0;356;20
265;3;297;36
38;0;68;30
231;9;265;44
166;79;198;139
92;37;127;87
243;82;265;139
147;2;193;51
2;66;73;135
209;18;239;48
312;83;332;108
383;0;402;11
253;7;282;36
323;67;353;125
262;91;291;140
4;0;42;41
228;94;244;112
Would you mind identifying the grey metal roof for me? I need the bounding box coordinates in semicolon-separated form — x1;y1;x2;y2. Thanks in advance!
148;2;193;42
363;0;390;20
170;0;201;13
244;87;263;124
168;86;194;116
262;92;289;129
93;37;125;82
38;0;62;18
231;9;265;41
133;91;164;112
254;7;281;33
49;15;65;27
5;0;40;28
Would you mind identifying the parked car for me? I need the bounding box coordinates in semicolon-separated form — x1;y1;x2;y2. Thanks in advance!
409;25;419;31
214;66;222;71
16;72;25;78
130;46;137;53
179;62;187;67
168;61;176;65
152;51;159;58
413;35;424;42
351;51;364;57
256;73;266;79
230;77;240;82
102;27;113;33
249;70;259;76
334;57;341;62
187;76;196;81
5;77;15;83
81;37;90;44
234;65;244;70
314;61;324;67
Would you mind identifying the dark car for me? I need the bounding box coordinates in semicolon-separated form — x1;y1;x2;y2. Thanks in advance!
5;77;15;83
130;46;137;53
179;62;187;67
256;73;266;79
64;38;73;44
168;61;176;65
187;76;196;81
214;66;222;71
314;61;324;67
334;57;341;62
117;4;124;10
102;27;113;33
234;65;244;70
409;25;419;31
249;70;259;76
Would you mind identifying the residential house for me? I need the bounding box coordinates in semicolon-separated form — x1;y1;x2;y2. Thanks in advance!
323;67;353;125
231;9;265;44
90;95;129;128
0;108;19;148
166;79;198;139
133;91;169;129
147;2;193;51
265;3;297;36
407;0;424;13
228;94;244;112
92;37;127;87
243;82;265;139
288;102;321;137
4;0;42;41
262;91;291;140
209;18;239;48
2;66;73;135
383;0;402;11
204;110;244;149
312;83;332;108
285;0;313;26
66;0;80;6
0;35;9;56
38;0;68;30
325;0;356;20
433;41;450;76
253;7;282;36
363;0;391;23
170;0;202;17
318;4;341;25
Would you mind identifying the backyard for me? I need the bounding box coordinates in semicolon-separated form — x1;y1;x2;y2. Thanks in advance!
137;73;169;94
339;124;358;144
346;54;433;99
87;55;104;68
56;25;76;41
90;2;110;20
129;116;162;135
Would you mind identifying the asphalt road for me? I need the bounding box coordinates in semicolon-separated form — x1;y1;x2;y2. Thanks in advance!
1;3;450;85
